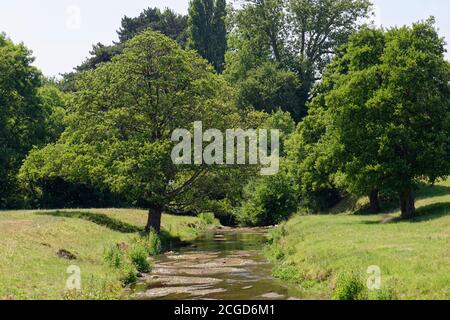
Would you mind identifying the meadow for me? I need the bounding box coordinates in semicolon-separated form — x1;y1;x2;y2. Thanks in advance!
0;209;210;299
265;179;450;300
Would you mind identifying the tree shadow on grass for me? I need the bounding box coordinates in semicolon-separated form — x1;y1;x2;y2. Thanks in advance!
415;184;450;200
37;211;143;233
359;202;450;225
401;202;450;223
352;197;400;216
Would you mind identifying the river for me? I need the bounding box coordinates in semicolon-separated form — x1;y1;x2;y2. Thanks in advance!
131;227;304;300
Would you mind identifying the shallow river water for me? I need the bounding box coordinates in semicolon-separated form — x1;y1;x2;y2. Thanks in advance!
132;228;304;300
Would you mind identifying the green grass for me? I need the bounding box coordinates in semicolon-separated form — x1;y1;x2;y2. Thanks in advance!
266;178;450;300
0;208;207;300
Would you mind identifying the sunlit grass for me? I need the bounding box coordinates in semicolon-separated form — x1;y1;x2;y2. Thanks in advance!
0;208;204;300
267;178;450;300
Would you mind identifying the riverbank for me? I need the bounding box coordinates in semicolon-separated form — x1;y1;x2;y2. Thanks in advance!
265;179;450;300
0;208;212;300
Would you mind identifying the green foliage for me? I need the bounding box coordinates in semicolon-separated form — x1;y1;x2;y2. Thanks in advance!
105;240;150;282
199;212;216;225
225;0;372;121
119;262;138;286
118;7;188;45
236;166;297;226
64;277;124;300
368;287;397;301
76;43;124;72
320;20;450;217
188;0;228;73
76;7;188;73
135;232;162;256
272;264;303;283
236;61;304;120
128;242;152;273
20;30;238;231
37;85;68;143
0;34;47;208
233;110;298;227
332;272;367;300
104;244;125;269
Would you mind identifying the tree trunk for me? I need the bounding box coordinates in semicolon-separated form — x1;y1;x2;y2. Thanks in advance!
400;189;416;219
369;190;381;213
146;205;163;233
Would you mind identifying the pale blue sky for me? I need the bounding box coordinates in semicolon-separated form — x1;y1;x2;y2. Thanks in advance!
1;0;449;76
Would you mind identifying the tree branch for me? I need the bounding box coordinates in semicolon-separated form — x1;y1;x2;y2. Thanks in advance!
164;168;206;199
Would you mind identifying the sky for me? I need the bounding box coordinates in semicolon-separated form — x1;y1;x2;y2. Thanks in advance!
0;0;449;77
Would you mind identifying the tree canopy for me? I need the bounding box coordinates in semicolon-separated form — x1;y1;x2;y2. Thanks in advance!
188;0;228;73
306;20;450;218
0;34;48;208
74;7;188;74
225;0;373;121
21;31;238;231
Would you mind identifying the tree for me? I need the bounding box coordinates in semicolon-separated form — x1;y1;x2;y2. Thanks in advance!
235;111;297;226
286;106;342;211
225;0;372;121
325;20;450;219
20;31;238;232
76;43;124;72
235;61;304;120
0;34;46;208
38;84;68;143
288;27;387;213
212;0;227;73
117;7;188;45
235;163;297;226
73;8;188;74
188;0;228;73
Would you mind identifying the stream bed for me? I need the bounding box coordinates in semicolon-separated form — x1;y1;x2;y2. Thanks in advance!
131;227;304;300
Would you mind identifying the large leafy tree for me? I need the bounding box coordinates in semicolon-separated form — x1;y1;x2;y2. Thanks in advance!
325;20;450;219
225;0;372;121
188;0;228;73
0;34;46;208
21;31;237;232
287;27;387;213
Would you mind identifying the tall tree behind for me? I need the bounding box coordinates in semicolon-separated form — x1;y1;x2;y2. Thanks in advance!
117;7;188;45
226;0;372;121
188;0;227;73
75;7;188;73
212;0;227;73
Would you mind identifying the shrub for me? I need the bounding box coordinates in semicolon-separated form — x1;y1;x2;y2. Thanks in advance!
235;172;297;226
135;232;162;256
332;272;368;300
128;243;151;273
199;212;216;226
119;262;138;286
104;244;124;269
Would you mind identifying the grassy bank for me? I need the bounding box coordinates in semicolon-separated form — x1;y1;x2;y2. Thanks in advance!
0;208;213;300
265;179;450;300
